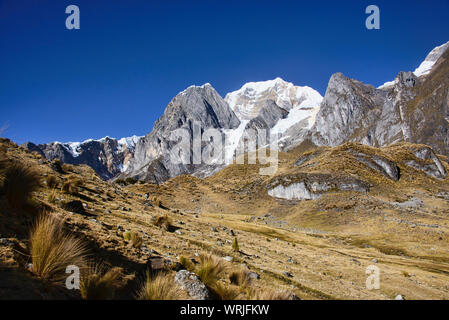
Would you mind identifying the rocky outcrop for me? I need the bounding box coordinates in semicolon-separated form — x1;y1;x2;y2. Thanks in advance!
174;270;211;300
405;146;447;179
267;173;370;200
309;72;408;148
346;148;400;181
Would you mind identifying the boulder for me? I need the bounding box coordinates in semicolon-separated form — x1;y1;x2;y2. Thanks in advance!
174;270;211;300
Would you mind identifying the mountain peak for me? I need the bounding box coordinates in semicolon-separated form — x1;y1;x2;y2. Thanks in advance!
379;40;449;89
414;40;449;77
224;78;322;121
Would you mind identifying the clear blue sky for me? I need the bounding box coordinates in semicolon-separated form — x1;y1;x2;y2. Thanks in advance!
1;0;448;144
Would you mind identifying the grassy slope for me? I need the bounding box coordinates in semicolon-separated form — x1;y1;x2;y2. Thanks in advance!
1;138;449;300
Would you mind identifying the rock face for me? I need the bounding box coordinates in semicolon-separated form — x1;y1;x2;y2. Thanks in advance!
119;84;241;183
174;270;210;300
310;43;449;160
405;146;447;179
346;148;400;181
267;173;370;200
310;72;408;147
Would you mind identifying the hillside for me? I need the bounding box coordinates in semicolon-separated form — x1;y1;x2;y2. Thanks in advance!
2;137;449;300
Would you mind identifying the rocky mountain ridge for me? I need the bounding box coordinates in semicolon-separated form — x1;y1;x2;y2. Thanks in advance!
23;41;449;183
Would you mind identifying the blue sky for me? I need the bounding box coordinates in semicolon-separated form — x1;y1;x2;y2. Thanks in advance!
1;0;448;144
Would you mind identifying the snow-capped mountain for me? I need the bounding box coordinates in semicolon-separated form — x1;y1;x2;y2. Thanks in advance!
23;135;143;179
24;41;449;183
379;41;449;89
225;77;322;122
224;78;323;151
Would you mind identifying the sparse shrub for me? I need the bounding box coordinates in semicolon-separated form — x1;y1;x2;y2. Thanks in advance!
232;237;239;252
125;177;137;185
46;175;58;189
0;160;41;209
196;254;227;287
115;179;126;186
50;159;64;174
80;264;123;300
29;214;88;280
402;271;410;278
137;271;182;300
153;215;173;231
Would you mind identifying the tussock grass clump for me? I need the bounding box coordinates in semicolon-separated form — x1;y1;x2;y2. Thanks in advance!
0;160;41;209
123;231;143;248
50;159;64;174
153;215;173;231
213;282;241;300
45;175;58;189
80;264;123;300
137;271;182;300
47;188;58;204
179;255;195;272
61;176;82;195
30;214;88;280
196;254;227;287
229;269;252;287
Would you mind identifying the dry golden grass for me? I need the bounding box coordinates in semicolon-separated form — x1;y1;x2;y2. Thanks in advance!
153;214;173;231
213;282;241;300
255;289;294;300
45;175;58;189
29;213;88;280
196;254;227;287
229;269;252;287
123;231;143;248
232;237;239;252
0;160;41;209
179;255;195;272
47;188;58;204
61;176;82;195
137;271;182;300
80;264;123;300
